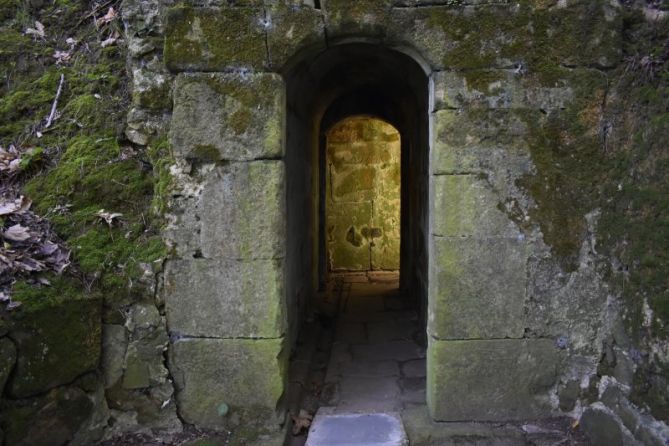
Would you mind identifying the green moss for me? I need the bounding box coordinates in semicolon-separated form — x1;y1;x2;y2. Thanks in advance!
147;137;175;215
12;275;90;311
164;5;267;71
8;282;101;398
425;1;620;78
229;109;252;134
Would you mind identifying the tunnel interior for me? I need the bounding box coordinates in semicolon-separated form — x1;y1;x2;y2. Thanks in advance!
325;116;401;273
284;42;430;347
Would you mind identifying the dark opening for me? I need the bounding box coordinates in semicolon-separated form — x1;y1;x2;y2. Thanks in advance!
283;43;430;345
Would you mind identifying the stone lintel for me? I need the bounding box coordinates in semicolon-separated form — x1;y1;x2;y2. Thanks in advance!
165;6;267;72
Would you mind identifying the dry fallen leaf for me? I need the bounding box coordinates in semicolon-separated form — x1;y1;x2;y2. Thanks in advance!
3;224;31;242
53;50;72;64
290;409;313;435
0;196;32;216
96;209;123;227
96;7;118;27
25;21;45;38
101;31;120;48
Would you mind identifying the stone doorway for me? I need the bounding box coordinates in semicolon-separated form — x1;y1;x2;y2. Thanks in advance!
283;42;430;430
325;116;401;274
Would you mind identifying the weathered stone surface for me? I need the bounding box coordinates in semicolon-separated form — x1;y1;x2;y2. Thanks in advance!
164;258;285;338
401;405;527;446
427;338;562;421
429;237;527;339
306;411;408;446
0;337;16;392
170;337;286;430
266;3;326;70
8;298;102;398
327;201;372;271
432;174;518;237
199;161;285;260
131;68;171;110
165;6;267;72
323;0;392;39
170;73;284;162
580;403;639;446
432;70;573;111
430;109;532;175
2;386;96;446
101;324;128;389
390;2;621;70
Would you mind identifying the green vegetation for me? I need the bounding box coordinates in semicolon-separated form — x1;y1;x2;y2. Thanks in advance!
0;0;171;313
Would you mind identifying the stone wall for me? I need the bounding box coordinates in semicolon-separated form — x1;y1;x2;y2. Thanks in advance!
326;117;401;272
1;0;668;444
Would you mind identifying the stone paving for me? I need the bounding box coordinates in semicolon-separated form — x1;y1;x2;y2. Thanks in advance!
321;277;426;413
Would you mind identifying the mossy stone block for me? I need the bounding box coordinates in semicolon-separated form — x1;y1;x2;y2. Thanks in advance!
432;70;574;111
0;337;16;392
101;324;127;389
327;201;372;271
428;237;527;339
165;6;267;72
170;73;285;161
432;174;518;237
169;337;286;430
323;0;392;40
7;298;102;398
266;3;326;70
2;386;95;446
427;338;561;421
430;109;530;175
199;161;285;260
164;258;285;338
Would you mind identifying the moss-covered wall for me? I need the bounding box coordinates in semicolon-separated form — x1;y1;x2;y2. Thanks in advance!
1;0;668;443
0;0;179;443
326;117;401;272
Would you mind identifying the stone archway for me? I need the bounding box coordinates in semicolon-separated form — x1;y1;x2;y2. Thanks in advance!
161;1;582;433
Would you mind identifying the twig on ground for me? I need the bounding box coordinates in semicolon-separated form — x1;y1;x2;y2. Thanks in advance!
45;74;65;129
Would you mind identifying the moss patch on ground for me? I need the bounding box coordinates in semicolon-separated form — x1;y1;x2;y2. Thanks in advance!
1;0;169;316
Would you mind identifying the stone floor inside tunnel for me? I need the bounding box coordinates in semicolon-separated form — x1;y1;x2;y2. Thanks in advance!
322;275;425;413
286;274;591;446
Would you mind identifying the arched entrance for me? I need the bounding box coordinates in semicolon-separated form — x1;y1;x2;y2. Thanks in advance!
283;43;430;347
282;42;430;415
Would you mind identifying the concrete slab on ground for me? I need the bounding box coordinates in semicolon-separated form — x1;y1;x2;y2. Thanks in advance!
306;409;408;446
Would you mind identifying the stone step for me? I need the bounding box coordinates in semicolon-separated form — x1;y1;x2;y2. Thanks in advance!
305;409;408;446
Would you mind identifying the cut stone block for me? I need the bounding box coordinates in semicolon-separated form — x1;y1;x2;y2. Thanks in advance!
164;258;285;338
322;0;391;40
306;410;408;446
327;201;372;271
8;297;101;398
432;70;573;111
431;174;518;238
0;337;16;392
430;109;531;175
427;338;562;421
199;161;285;259
170;337;286;430
429;237;527;339
266;3;326;70
165;6;267;72
336;376;402;412
171;73;284;161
